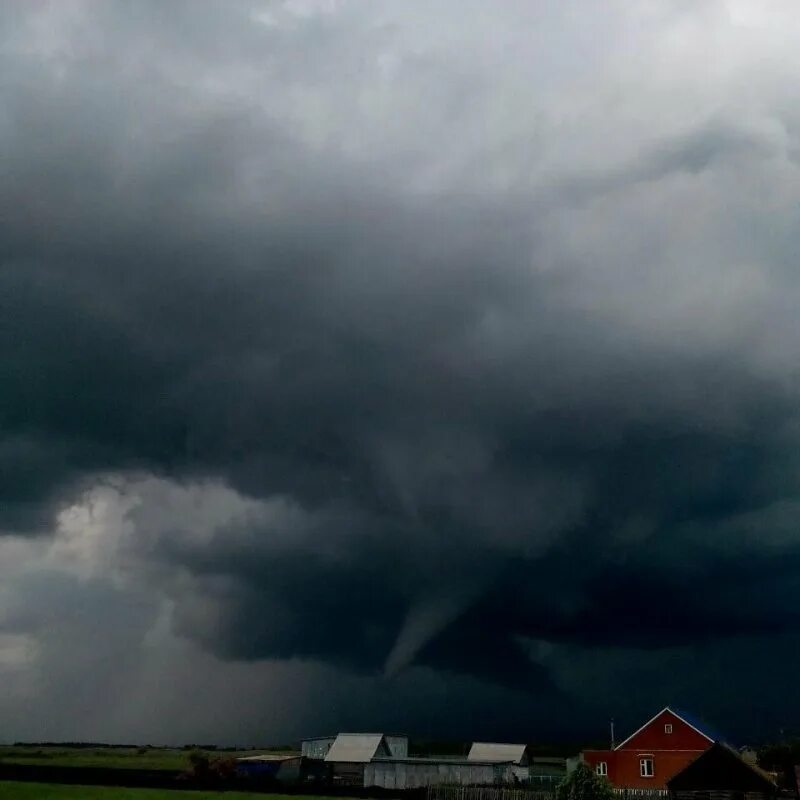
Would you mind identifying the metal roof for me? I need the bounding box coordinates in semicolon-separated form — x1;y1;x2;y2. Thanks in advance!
468;743;528;764
373;756;514;766
667;743;776;792
325;733;388;763
302;732;406;741
236;753;301;762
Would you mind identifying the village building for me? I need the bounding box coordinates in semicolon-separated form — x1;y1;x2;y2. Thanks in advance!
295;731;569;790
468;742;531;766
300;735;336;760
302;732;408;761
323;733;394;786
583;707;715;790
469;742;531;781
235;753;303;783
667;742;776;800
301;732;521;789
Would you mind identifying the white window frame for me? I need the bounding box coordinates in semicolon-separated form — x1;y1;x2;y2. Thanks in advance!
664;724;673;734
596;762;608;777
640;758;654;778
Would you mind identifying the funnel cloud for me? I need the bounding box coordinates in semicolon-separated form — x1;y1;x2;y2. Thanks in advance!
2;0;800;744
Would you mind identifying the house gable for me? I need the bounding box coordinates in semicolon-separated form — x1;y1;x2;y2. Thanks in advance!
667;743;776;793
616;708;714;752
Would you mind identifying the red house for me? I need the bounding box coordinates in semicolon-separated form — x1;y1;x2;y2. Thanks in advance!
583;708;715;790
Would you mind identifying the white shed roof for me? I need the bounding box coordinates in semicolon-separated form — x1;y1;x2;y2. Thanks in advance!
468;742;528;764
237;754;300;763
325;733;389;763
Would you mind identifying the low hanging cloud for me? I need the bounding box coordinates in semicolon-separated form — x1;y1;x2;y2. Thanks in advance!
3;0;800;742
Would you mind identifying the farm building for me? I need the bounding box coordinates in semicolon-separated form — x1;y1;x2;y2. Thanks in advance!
301;736;336;760
667;742;776;800
303;732;408;761
235;753;302;784
583;707;715;790
384;734;410;758
469;743;533;782
324;733;394;786
469;743;531;765
299;731;562;789
365;756;515;789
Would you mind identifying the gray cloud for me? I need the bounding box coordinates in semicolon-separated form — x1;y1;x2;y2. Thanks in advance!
3;0;800;743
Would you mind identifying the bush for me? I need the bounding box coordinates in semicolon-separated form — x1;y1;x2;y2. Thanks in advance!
210;756;237;780
557;761;614;800
182;749;237;785
187;749;211;776
758;742;800;790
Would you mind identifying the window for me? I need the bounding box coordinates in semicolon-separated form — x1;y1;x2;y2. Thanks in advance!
664;724;673;734
640;758;654;778
596;762;608;777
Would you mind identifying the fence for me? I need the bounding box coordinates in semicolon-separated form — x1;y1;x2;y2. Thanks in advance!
427;785;556;800
526;776;563;790
426;784;669;800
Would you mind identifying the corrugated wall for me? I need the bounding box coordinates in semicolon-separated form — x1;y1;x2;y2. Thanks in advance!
385;736;410;758
302;738;336;759
365;761;513;789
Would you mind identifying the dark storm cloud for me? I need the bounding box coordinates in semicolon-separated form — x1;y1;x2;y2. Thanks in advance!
3;0;800;736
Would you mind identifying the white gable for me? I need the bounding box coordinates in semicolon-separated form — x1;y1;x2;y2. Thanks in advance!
468;742;527;765
325;733;389;763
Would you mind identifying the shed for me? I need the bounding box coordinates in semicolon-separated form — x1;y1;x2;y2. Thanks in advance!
302;732;407;760
325;733;391;763
667;743;776;800
385;734;409;759
324;733;392;787
301;736;336;760
235;754;302;784
469;743;531;766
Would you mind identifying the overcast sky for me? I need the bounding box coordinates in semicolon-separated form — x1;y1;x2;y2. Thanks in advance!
2;0;800;747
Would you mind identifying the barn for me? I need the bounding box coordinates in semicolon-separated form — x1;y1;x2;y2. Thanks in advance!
301;735;336;760
667;742;776;800
469;743;532;782
469;742;531;766
583;707;715;790
384;734;410;758
303;732;408;761
324;733;393;786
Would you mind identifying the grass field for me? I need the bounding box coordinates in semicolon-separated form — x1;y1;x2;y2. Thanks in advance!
0;784;334;800
0;747;284;771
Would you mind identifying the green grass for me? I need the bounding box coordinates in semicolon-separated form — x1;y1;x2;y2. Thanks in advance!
0;747;284;772
0;783;335;800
